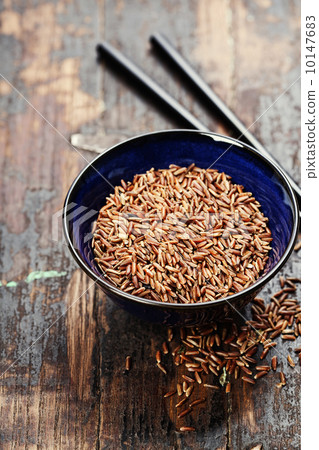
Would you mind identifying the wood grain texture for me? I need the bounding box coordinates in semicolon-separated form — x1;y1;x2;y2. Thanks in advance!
0;0;300;448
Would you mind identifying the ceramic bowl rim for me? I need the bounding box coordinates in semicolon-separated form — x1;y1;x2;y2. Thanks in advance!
62;129;299;310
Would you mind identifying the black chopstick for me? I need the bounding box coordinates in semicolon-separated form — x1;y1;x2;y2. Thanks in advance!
150;32;301;208
96;42;209;132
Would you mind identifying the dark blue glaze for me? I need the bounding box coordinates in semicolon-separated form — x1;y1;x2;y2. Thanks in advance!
63;130;299;327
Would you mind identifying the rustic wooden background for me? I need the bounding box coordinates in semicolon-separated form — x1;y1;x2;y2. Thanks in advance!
0;0;300;448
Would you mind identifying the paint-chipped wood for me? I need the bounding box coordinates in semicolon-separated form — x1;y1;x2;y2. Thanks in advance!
0;0;300;448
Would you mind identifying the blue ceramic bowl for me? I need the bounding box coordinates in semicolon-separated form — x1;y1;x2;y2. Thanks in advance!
63;130;299;326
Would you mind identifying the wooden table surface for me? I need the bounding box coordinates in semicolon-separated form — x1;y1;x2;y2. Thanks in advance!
0;1;300;448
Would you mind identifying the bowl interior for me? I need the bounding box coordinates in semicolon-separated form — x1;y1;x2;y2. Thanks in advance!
64;130;297;294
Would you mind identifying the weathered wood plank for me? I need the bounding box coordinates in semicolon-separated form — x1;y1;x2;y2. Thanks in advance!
222;1;301;447
228;261;301;449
